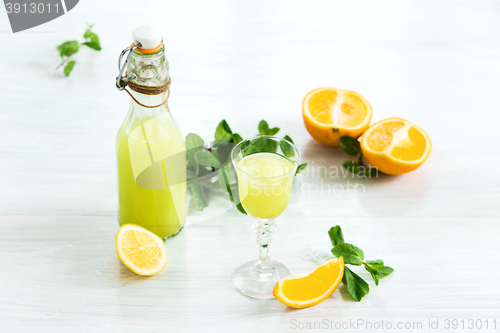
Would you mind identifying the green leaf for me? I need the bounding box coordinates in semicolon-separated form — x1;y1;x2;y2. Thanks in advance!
268;127;280;135
218;164;247;214
258;120;280;136
295;163;307;176
343;161;362;174
331;243;364;266
242;143;259;157
186;133;205;152
340;136;361;156
213;143;233;165
232;133;243;144
83;29;92;39
258;120;269;135
365;261;394;278
328;225;344;246
343;267;370;301
215;120;233;142
200;185;210;207
365;167;378;178
358;154;364;166
186;133;205;173
195;150;221;169
83;29;101;51
281;135;295;157
83;41;101;51
364;264;380;286
56;41;79;59
283;135;294;144
249;137;278;154
236;203;247;215
218;164;232;193
63;61;76;77
189;182;205;211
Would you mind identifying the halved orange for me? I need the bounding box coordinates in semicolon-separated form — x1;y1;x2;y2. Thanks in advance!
303;88;372;146
361;117;431;175
116;224;167;276
273;257;344;308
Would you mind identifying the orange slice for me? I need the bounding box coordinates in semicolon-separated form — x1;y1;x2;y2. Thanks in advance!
116;224;167;276
303;88;372;146
361;117;431;175
273;257;344;308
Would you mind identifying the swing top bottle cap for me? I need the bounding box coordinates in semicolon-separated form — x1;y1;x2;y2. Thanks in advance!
132;25;163;51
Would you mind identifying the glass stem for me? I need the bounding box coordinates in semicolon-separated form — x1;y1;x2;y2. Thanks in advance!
253;218;277;276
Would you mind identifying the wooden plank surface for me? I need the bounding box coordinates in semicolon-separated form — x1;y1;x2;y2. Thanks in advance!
1;0;499;332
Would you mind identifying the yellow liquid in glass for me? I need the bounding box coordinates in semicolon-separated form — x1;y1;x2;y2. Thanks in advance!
116;115;186;238
236;153;295;219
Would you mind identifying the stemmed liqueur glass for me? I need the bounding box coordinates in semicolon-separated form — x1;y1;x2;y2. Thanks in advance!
231;136;300;299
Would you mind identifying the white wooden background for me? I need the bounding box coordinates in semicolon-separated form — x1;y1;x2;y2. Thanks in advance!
1;1;500;332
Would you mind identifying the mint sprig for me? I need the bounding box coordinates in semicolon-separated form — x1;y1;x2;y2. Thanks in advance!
329;225;394;301
258;120;280;136
56;23;101;77
186;120;307;213
339;136;378;178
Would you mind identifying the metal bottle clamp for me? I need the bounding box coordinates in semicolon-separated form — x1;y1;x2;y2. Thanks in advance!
115;42;142;91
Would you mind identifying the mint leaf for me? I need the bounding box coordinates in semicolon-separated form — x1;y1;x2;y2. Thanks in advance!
83;27;101;51
63;60;76;77
364;260;394;285
236;203;247;214
258;120;269;135
215;120;233;142
249;136;278;153
189;182;205;211
343;161;362;174
295;163;307;176
186;133;205;174
364;264;380;286
213;141;233;164
283;135;294;144
218;164;232;193
365;261;394;278
218;164;247;214
57;41;79;59
281;135;295;157
365;167;378;178
232;133;243;144
328;225;344;246
195;150;221;169
343;266;370;301
83;41;101;51
331;243;364;266
340;136;361;156
186;133;205;152
371;265;394;277
258;120;280;136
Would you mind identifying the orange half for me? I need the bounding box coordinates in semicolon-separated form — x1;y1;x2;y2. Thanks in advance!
361;117;431;175
303;88;372;146
273;257;344;308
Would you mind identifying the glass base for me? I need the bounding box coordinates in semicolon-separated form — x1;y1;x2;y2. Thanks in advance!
233;259;291;299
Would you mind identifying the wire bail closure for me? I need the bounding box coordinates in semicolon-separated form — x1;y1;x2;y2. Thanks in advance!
115;42;172;109
116;42;142;91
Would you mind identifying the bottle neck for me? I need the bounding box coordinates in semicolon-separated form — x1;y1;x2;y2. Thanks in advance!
129;89;169;111
126;46;170;113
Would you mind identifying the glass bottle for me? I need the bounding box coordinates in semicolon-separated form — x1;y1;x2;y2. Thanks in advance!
116;26;186;239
